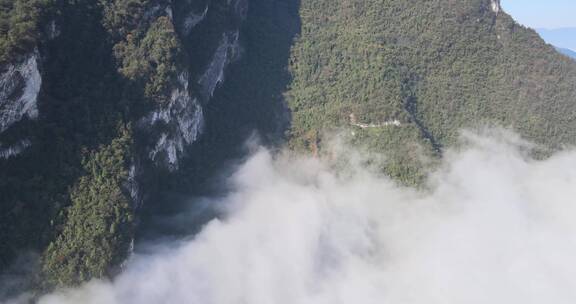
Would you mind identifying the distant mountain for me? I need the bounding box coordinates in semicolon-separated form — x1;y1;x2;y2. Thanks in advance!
556;47;576;60
537;28;576;51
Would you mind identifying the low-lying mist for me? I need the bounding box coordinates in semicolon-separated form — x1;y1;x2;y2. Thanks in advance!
12;130;576;303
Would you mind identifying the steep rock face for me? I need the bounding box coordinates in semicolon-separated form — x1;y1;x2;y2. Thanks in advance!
142;72;204;170
181;5;209;36
133;0;297;248
138;0;247;172
43;0;250;287
0;51;41;133
0;51;41;158
491;0;500;14
0;139;32;159
189;0;247;101
198;30;241;99
0;0;254;289
90;0;251;215
0;0;247;289
9;0;576;295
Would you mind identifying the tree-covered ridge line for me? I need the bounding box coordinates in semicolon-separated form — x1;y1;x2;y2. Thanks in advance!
101;0;185;104
41;126;134;288
0;0;183;291
34;0;189;289
1;0;576;297
0;0;187;100
0;0;244;293
556;47;576;60
286;0;576;184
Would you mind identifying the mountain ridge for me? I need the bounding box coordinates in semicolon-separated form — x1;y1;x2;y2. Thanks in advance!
556;46;576;60
1;0;576;296
537;27;576;51
286;0;576;184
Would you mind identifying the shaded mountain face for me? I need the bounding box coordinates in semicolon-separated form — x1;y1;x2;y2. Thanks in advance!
0;0;254;290
1;0;575;295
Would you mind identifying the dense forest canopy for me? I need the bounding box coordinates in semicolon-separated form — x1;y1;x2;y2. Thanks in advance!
286;0;576;184
0;0;53;64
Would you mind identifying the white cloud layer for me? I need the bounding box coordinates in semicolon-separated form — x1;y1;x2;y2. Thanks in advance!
23;131;576;304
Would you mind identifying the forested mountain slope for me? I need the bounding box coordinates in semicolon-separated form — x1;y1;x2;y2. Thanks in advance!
287;0;576;184
1;0;575;297
0;0;251;292
557;47;576;60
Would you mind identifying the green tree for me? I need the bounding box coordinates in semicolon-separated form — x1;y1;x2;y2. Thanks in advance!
41;126;134;288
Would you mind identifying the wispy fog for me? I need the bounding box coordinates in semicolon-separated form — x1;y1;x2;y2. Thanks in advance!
15;130;576;303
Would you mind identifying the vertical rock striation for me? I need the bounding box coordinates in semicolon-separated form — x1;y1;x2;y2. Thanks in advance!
0;50;42;159
0;51;41;134
491;0;501;14
139;0;248;171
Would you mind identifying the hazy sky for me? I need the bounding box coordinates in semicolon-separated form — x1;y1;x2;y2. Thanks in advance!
501;0;576;29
